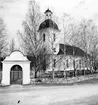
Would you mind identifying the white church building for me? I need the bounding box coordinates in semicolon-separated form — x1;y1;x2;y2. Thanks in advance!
37;9;89;73
0;9;91;86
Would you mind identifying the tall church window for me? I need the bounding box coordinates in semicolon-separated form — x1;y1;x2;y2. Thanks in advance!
53;33;56;41
43;33;45;42
53;59;56;67
79;60;81;69
66;59;69;68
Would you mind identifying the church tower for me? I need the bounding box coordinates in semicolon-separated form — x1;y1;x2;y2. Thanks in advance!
38;8;60;53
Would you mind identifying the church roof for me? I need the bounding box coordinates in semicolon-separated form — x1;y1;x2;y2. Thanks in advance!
38;19;59;31
58;44;88;57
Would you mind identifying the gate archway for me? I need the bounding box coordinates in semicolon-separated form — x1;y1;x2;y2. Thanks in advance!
10;65;23;84
1;51;30;86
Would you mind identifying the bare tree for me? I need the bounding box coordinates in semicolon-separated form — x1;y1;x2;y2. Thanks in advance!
70;19;98;74
69;22;80;76
0;17;8;57
88;25;98;72
9;38;15;53
57;14;77;78
0;17;8;70
18;0;50;78
61;13;71;78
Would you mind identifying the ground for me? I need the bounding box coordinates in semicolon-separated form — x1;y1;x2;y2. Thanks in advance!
1;79;98;105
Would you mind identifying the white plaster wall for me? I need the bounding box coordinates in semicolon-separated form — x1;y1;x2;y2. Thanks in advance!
1;61;30;86
1;63;11;85
39;29;59;54
22;63;30;85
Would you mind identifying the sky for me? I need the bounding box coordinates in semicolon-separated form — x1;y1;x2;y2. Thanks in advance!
0;0;98;42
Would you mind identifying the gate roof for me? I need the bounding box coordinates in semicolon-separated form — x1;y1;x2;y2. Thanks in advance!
3;51;29;62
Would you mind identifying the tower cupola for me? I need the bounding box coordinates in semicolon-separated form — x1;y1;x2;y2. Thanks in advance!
38;9;59;31
44;8;53;19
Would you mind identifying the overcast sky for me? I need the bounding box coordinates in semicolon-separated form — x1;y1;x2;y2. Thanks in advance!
0;0;98;40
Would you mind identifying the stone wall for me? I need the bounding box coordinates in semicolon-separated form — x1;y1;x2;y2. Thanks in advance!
30;73;98;84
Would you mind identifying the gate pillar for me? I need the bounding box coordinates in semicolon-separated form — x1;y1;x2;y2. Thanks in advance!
1;63;11;86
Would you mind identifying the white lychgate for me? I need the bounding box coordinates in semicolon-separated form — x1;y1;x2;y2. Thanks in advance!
1;51;30;86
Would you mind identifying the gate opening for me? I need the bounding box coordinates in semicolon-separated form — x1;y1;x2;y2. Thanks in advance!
10;65;23;84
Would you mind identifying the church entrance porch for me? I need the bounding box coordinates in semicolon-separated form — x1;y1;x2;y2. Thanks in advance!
10;65;23;84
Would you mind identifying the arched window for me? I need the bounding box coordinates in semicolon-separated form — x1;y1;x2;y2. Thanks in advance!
43;33;45;42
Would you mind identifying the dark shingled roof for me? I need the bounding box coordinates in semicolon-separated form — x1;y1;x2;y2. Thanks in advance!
44;8;53;14
38;19;59;31
58;44;87;57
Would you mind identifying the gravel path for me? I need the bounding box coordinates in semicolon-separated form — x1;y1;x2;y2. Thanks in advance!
0;83;98;105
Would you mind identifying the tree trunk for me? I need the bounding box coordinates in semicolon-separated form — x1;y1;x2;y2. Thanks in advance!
73;59;76;76
34;71;37;78
34;57;37;78
52;60;55;79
